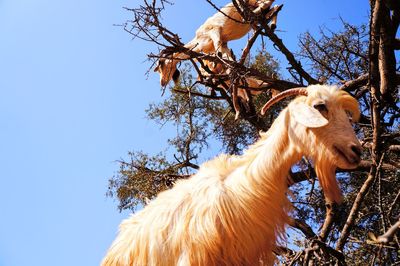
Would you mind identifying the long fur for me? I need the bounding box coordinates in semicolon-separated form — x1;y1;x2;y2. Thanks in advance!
102;85;361;266
155;0;278;86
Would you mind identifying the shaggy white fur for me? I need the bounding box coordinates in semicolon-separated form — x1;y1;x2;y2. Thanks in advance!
102;85;361;266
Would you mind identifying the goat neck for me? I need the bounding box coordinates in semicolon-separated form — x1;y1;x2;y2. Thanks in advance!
219;109;300;264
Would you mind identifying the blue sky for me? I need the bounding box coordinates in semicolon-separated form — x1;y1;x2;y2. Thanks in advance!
0;1;369;265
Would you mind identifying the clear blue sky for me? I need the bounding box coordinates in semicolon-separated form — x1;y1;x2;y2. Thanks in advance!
0;1;368;265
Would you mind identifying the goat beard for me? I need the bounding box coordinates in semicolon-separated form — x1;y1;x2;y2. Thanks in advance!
315;161;342;204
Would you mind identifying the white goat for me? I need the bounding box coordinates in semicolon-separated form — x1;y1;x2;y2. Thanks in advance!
102;85;362;266
154;0;279;86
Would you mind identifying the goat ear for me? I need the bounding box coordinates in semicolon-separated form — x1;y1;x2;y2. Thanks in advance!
290;102;328;128
172;69;180;83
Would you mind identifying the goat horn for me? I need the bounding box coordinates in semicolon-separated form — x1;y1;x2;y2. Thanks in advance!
260;88;308;115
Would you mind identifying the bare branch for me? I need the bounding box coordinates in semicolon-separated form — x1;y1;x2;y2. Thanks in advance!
371;219;400;244
260;24;319;85
291;219;317;239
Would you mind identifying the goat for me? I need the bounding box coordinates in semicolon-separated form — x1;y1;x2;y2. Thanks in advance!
102;85;362;266
154;0;279;86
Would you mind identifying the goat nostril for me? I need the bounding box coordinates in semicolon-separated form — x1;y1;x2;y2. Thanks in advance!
350;145;362;157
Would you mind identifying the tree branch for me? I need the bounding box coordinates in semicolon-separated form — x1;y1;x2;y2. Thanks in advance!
259;23;319;85
291;218;317;239
319;203;339;242
372;219;400;244
339;74;368;92
172;88;225;100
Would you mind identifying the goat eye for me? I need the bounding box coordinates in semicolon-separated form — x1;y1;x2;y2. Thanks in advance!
313;103;328;113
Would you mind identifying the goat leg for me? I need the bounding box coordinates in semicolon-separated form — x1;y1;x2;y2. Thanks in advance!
265;5;281;30
253;0;274;15
208;29;232;60
269;11;278;30
232;84;241;120
241;89;252;113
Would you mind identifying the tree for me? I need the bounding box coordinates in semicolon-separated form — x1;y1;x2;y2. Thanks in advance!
108;0;400;264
